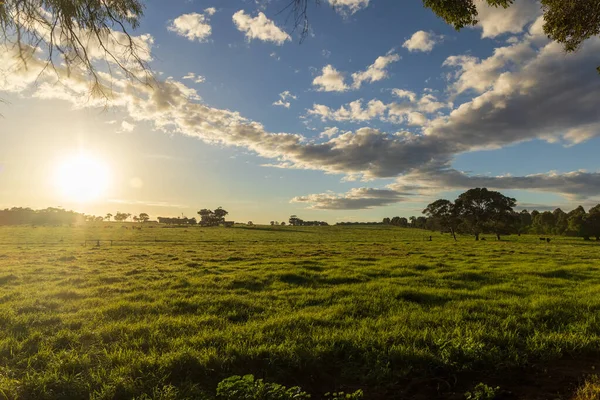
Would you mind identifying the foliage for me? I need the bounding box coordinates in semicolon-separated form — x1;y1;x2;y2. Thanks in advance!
465;383;500;400
289;215;328;226
324;390;364;399
198;207;229;227
423;199;459;240
572;375;600;400
0;0;150;94
216;375;310;399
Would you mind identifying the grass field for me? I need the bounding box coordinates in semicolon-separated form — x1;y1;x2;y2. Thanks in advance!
0;225;599;399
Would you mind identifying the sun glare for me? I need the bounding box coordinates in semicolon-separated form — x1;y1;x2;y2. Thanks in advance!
54;153;111;202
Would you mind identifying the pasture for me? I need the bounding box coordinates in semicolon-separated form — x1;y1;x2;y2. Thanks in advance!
0;225;599;399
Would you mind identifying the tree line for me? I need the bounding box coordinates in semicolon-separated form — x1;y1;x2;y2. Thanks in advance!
0;207;85;226
378;188;600;241
288;215;329;226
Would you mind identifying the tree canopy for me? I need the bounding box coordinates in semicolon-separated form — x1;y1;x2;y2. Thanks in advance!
1;0;150;94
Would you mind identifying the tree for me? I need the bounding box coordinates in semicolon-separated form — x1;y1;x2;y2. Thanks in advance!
292;0;600;72
114;211;129;222
382;217;391;225
197;207;228;226
198;209;213;226
514;210;532;235
105;213;112;222
533;211;555;234
409;216;417;227
138;213;149;223
289;215;302;226
455;188;516;240
213;207;228;223
551;208;567;235
567;205;591;240
423;199;459;241
1;0;151;97
587;204;600;241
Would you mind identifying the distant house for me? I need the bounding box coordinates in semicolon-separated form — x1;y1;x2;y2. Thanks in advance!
223;221;235;228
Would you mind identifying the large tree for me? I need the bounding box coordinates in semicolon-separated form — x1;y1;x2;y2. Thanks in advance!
423;199;459;241
292;0;600;72
455;188;516;241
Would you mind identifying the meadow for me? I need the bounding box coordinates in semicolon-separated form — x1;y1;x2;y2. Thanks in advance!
0;224;599;399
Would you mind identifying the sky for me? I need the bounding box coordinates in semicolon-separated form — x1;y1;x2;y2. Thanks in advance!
1;0;600;223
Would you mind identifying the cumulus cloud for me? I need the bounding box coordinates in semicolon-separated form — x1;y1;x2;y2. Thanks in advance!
403;31;442;52
168;9;216;42
476;0;541;38
312;51;399;92
273;90;297;108
232;10;290;45
3;22;600;207
392;89;417;102
327;0;370;15
307;92;448;124
320;127;341;138
182;72;206;84
351;52;400;89
429;38;600;151
308;99;387;122
312;64;349;92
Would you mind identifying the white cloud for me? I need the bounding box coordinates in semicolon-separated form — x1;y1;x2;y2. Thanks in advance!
119;121;135;132
232;10;290;45
168;9;216;42
406;112;427;126
312;65;349;92
391;89;417;102
320;127;341;138
476;0;541;38
351;52;400;89
403;31;441;52
4;24;600;202
307;92;448;124
182;72;206;84
312;51;399;92
308;99;387;122
443;41;537;94
273;91;297;108
327;0;370;15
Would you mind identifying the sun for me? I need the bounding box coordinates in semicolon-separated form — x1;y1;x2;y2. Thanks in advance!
54;153;111;202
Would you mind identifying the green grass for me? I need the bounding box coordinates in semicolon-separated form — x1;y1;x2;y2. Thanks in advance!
0;225;599;399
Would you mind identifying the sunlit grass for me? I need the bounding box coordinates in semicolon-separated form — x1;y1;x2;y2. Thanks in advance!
0;225;599;399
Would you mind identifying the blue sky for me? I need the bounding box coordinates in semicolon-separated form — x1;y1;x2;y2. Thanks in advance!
1;0;600;223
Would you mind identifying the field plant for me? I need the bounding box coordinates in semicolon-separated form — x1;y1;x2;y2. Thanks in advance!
0;225;599;399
